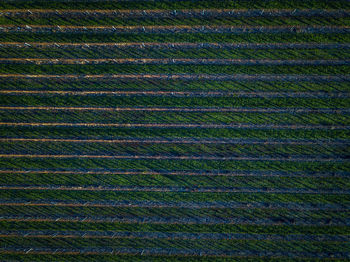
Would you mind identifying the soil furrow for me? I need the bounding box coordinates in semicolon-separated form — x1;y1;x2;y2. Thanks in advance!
1;138;348;145
1;58;349;65
0;185;348;194
1;25;348;34
1;230;348;241
0;122;347;130
1;42;349;49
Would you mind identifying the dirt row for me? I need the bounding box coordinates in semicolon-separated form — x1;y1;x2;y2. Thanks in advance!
0;169;346;178
1;25;348;34
1;90;347;98
0;122;348;130
0;199;345;210
2;42;349;50
1;230;348;241
1;106;348;113
1;58;349;65
0;185;348;194
0;215;345;226
0;247;348;258
1;73;348;81
2;9;348;17
2;137;347;145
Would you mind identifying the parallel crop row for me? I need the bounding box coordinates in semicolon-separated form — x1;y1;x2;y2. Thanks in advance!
1;33;349;43
1;111;349;125
1;172;349;188
1;78;349;93
1;126;348;140
1;47;349;59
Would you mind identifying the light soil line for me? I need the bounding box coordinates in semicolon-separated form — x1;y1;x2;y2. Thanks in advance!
0;154;345;162
1;107;348;113
1;42;349;49
0;185;348;194
0;216;347;226
0;200;346;210
2;9;348;15
0;122;348;130
0;74;349;81
0;247;348;258
1;91;347;98
0;170;347;178
1;25;348;33
1;58;349;65
1;138;347;145
1;231;347;241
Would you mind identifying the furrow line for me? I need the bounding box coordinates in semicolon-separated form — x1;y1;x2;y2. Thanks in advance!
0;185;348;194
1;230;348;241
0;154;347;162
1;107;349;113
1;25;349;34
0;74;349;81
0;215;347;226
2;58;350;65
0;122;348;130
0;169;348;178
1;9;349;17
1;91;348;98
0;200;346;210
1;247;349;258
2;42;349;49
1;138;348;145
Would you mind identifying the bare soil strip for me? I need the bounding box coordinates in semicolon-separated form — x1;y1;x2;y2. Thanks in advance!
1;58;349;65
1;91;347;98
1;138;347;145
0;185;348;194
1;25;348;34
0;122;348;130
0;247;348;258
1;106;348;113
1;9;348;17
0;169;348;178
1;42;349;49
0;154;346;162
1;230;348;241
0;199;346;210
0;215;347;226
0;74;348;81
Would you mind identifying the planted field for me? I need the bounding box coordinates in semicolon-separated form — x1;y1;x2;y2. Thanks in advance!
0;0;349;261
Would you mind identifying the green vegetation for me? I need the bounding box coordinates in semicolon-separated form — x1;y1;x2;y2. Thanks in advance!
1;33;349;43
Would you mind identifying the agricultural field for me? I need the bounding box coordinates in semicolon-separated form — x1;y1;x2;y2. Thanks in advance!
0;0;349;261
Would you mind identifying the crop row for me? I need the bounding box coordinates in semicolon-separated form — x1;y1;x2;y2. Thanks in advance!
2;220;346;235
1;158;349;172
1;78;348;92
0;187;349;203
0;237;349;253
1;32;349;43
0;254;343;262
2;95;349;108
0;0;348;10
1;111;349;125
1;46;349;60
3;230;349;242
1;126;348;140
1;64;349;75
2;58;350;66
0;205;348;222
1;141;348;158
1;16;349;27
1;172;349;188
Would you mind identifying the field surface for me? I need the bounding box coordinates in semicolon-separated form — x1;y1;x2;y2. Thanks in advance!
0;0;349;261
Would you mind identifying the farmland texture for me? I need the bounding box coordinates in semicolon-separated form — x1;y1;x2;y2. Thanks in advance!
0;0;349;261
